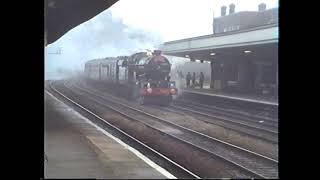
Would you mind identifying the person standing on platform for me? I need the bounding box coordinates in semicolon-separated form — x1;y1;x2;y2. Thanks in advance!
192;72;196;87
199;72;204;88
179;70;184;79
186;72;191;87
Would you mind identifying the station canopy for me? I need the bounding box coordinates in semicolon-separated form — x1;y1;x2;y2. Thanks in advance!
160;24;278;62
45;0;119;45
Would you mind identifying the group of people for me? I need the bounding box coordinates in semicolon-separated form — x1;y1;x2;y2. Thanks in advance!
186;72;204;88
176;70;205;88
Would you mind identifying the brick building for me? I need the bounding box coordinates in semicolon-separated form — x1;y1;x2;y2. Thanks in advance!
213;3;278;34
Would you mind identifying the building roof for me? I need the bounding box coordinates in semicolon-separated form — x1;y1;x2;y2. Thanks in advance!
163;23;278;45
160;24;278;61
214;7;278;20
213;7;278;33
45;0;118;45
85;57;119;65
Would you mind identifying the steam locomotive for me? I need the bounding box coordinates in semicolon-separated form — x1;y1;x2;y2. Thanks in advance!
84;50;178;105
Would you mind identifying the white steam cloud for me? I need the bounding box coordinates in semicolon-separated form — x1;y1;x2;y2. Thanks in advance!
45;10;164;80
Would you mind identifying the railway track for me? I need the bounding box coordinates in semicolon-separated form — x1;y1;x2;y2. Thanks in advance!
82;79;278;144
175;99;278;127
163;104;278;144
179;93;278;120
80;79;279;151
62;80;278;178
47;80;200;179
80;79;278;160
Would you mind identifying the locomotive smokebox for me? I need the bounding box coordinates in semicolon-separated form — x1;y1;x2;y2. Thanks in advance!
129;51;171;81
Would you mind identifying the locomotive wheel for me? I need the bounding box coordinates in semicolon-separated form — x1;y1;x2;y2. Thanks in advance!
162;95;172;106
138;96;145;105
168;95;173;106
167;95;173;106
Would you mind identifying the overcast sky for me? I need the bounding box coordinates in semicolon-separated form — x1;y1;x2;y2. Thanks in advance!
110;0;278;41
45;0;279;80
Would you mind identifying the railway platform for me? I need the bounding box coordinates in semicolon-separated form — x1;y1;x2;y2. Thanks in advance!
44;90;169;179
181;87;278;106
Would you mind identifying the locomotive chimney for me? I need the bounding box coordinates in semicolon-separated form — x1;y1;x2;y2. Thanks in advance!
229;3;235;14
153;50;161;56
221;6;227;16
258;3;266;11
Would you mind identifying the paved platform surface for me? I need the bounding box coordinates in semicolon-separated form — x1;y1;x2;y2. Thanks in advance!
44;90;168;179
182;87;278;105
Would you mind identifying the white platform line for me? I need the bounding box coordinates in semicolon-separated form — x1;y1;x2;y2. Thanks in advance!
182;89;278;106
45;90;176;179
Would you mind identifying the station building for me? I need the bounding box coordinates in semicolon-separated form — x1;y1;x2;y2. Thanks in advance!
161;3;278;97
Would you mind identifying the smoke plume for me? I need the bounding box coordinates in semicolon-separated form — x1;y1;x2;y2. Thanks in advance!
45;10;164;80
